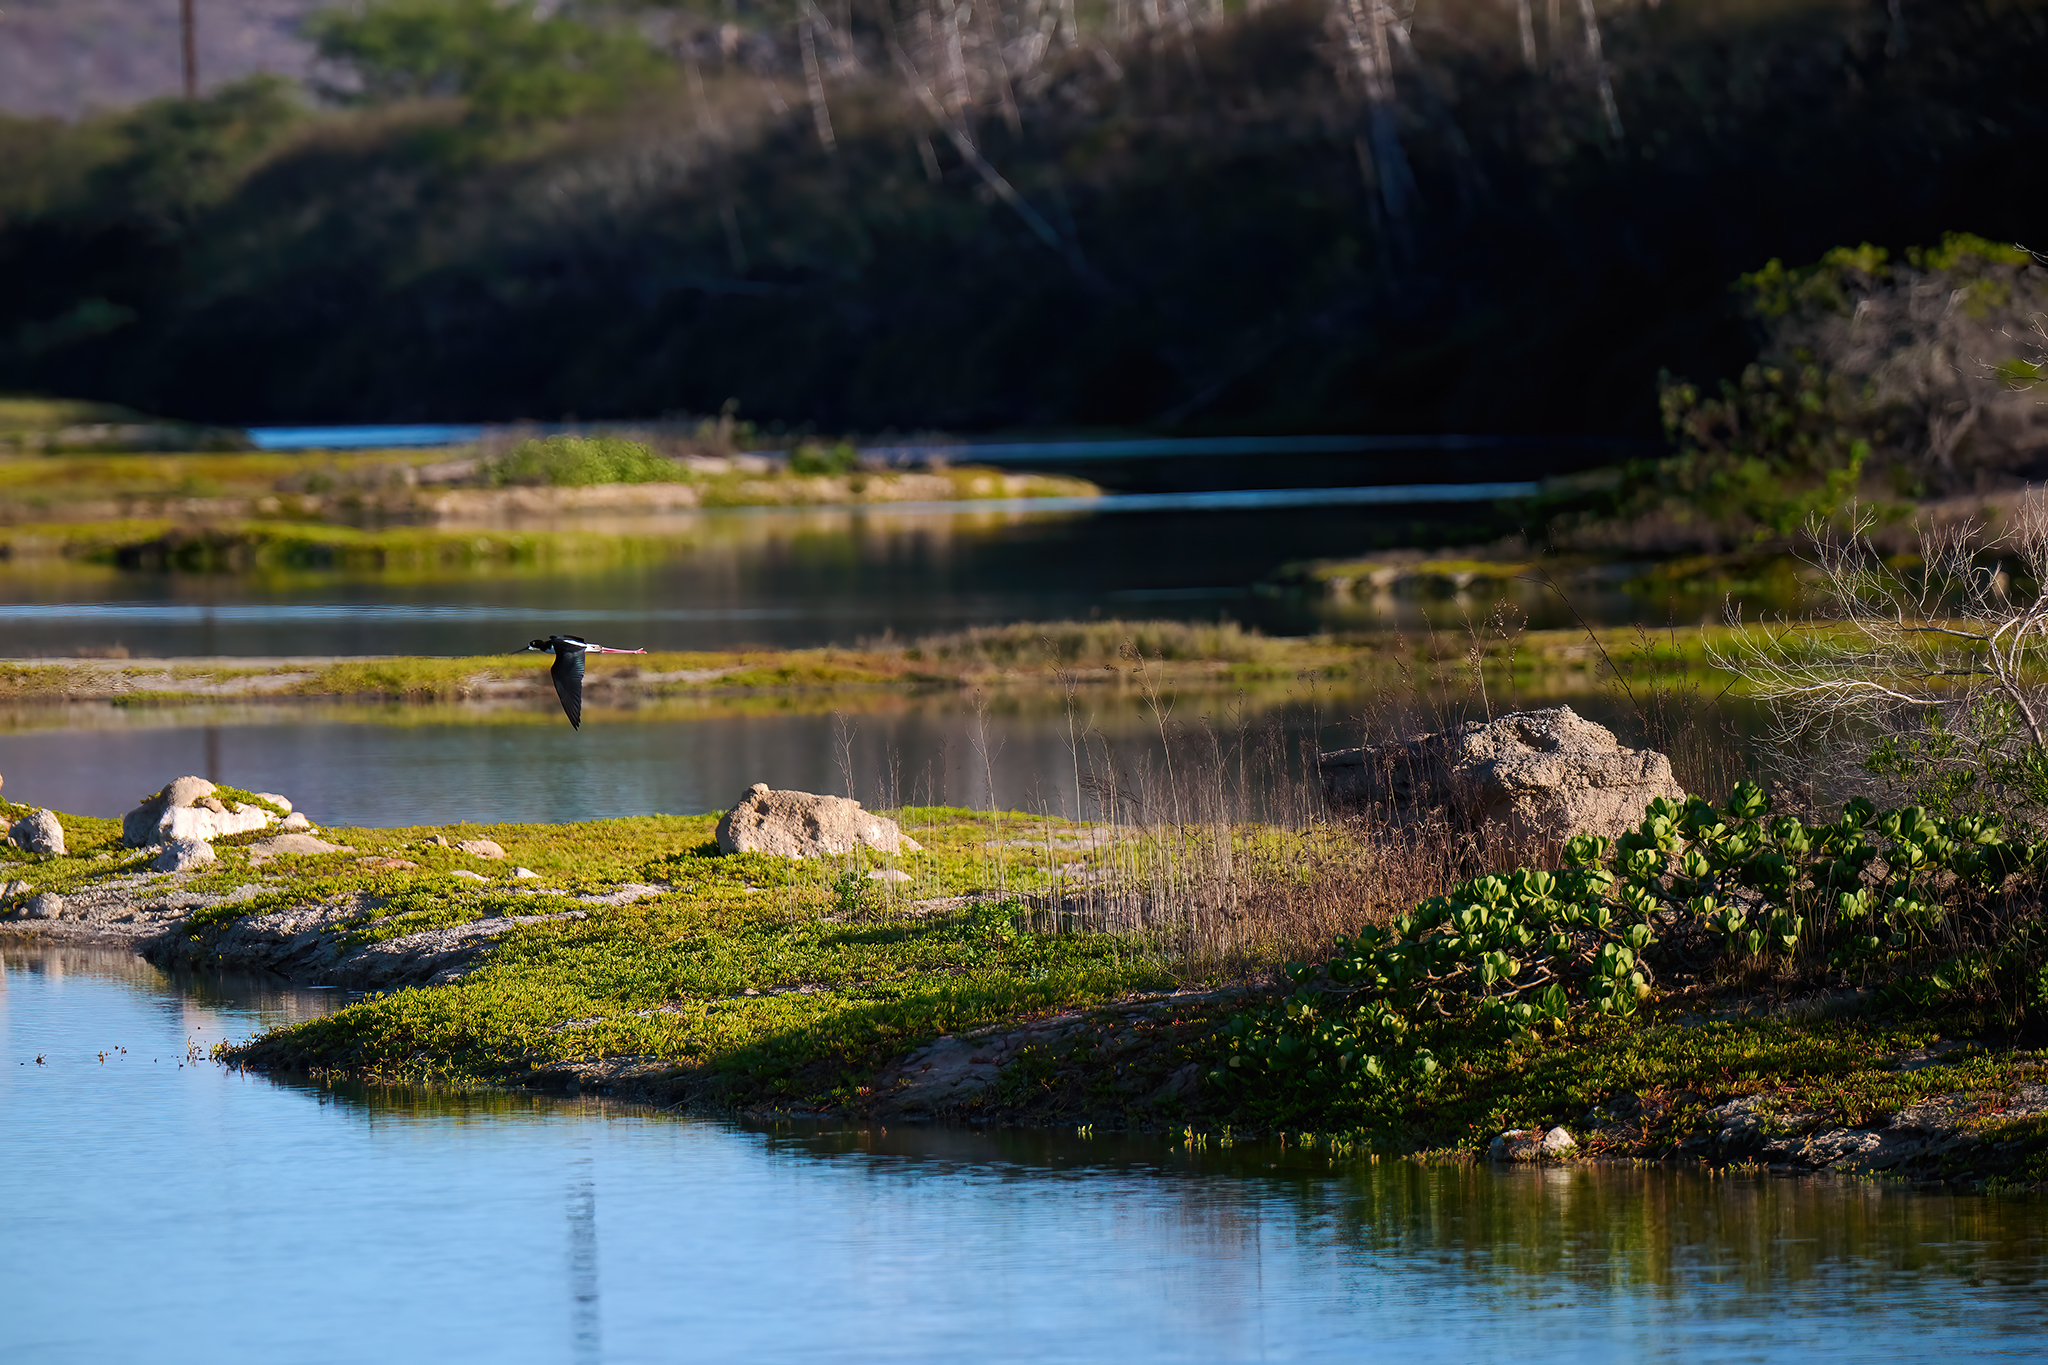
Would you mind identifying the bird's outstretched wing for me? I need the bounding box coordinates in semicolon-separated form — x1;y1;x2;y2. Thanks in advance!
2022;243;2048;269
550;648;586;729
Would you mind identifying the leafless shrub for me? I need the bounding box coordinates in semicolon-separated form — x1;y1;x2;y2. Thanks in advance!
1711;494;2048;816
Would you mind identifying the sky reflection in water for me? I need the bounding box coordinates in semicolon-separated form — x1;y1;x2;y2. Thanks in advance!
3;945;2046;1364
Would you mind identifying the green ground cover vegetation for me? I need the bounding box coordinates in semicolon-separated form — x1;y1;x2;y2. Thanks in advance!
8;782;2045;1182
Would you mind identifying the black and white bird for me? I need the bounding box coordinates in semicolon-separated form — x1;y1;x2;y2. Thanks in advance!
525;635;647;729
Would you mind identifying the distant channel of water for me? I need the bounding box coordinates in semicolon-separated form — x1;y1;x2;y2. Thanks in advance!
5;944;2045;1365
0;494;1686;659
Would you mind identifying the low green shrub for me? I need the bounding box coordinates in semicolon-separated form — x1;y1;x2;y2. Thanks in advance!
478;435;680;487
788;442;859;476
1211;781;2048;1123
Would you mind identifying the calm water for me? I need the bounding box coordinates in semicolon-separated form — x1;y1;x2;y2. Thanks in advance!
0;499;1688;659
4;944;2045;1364
0;685;1401;826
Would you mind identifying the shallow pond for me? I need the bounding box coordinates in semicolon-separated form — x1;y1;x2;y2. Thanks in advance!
4;943;2045;1363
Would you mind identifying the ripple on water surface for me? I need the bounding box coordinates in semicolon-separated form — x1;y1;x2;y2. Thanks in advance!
3;943;2046;1364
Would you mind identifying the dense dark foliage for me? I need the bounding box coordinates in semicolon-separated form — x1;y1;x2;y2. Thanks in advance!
2;0;2046;437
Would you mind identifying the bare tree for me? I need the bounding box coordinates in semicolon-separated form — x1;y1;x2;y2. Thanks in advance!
1710;498;2048;812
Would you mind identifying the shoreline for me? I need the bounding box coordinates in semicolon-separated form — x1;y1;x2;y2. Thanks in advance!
0;626;1718;705
3;802;2044;1193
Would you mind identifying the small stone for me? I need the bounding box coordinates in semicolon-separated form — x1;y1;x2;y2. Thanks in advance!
1;878;31;899
454;839;505;859
280;812;313;832
450;869;489;881
1488;1129;1545;1162
1542;1126;1577;1156
252;793;292;814
23;892;65;919
425;834;450;847
195;796;228;814
866;868;913;884
9;808;66;856
512;866;540;879
161;776;216;810
152;838;216;873
245;833;347;866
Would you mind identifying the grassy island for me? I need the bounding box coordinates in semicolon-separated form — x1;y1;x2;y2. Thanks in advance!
5;774;2046;1190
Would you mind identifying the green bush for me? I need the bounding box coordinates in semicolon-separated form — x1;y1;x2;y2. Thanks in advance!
308;0;666;123
1613;233;2048;544
478;435;679;487
1211;781;2048;1123
789;442;859;476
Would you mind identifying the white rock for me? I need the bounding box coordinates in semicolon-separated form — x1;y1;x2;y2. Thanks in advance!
1541;1126;1577;1155
152;838;217;873
512;866;540;879
715;784;923;858
121;776;277;847
1320;705;1685;842
160;804;273;843
8;808;65;856
280;812;313;832
252;792;292;813
455;839;506;859
450;869;489;881
866;868;913;883
23;892;66;919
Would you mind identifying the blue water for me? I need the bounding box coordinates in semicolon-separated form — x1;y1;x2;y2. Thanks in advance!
3;944;2045;1363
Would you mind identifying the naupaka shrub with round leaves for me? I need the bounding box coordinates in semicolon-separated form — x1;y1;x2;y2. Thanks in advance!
1209;781;2048;1120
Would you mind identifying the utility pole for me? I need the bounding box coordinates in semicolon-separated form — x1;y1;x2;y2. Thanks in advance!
181;0;198;99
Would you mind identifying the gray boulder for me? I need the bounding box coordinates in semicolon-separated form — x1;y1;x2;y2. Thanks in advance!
454;839;505;859
1319;706;1683;843
716;784;924;858
23;892;66;919
152;838;217;873
122;777;277;847
9;808;66;856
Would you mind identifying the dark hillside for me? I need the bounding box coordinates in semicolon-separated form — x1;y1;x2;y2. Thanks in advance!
2;0;2045;438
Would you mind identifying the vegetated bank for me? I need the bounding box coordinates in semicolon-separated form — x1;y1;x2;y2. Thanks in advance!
0;410;1103;574
6;765;2045;1191
0;618;1730;708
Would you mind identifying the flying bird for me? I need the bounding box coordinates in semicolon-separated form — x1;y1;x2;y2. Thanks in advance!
526;635;647;729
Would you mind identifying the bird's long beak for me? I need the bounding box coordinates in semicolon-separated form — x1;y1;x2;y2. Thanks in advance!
588;646;648;654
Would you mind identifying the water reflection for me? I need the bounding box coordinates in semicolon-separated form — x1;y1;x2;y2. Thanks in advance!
0;685;1395;825
4;944;2045;1364
0;500;1716;658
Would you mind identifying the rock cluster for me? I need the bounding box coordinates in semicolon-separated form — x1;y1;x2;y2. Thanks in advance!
122;777;289;847
111;777;308;873
1318;706;1684;843
716;784;923;858
1489;1127;1578;1161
